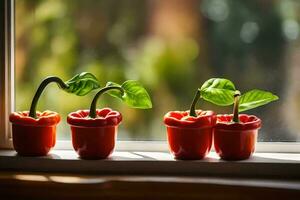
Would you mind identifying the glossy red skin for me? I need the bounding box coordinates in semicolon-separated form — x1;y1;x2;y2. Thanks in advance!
67;108;122;159
9;111;60;156
164;110;216;160
214;114;262;160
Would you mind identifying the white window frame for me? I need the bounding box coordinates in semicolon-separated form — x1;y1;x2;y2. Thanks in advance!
1;0;300;153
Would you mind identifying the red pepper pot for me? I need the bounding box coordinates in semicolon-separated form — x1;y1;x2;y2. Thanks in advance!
164;110;216;160
214;114;262;160
9;111;60;156
67;108;122;159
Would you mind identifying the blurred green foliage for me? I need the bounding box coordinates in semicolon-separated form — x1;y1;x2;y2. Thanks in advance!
16;0;300;141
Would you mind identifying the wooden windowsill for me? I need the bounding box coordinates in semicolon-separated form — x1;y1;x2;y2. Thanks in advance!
1;150;300;199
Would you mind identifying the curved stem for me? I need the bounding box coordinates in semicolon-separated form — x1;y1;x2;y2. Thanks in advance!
189;89;201;117
89;86;124;118
29;77;68;119
232;91;241;123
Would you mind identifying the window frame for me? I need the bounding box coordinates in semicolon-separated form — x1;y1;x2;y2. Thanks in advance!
0;0;14;149
1;0;300;153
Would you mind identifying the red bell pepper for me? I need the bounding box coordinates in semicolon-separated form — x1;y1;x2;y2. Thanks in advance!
164;110;216;160
9;111;60;156
201;80;277;160
9;72;100;156
67;108;122;159
163;87;218;160
67;80;152;159
214;114;261;160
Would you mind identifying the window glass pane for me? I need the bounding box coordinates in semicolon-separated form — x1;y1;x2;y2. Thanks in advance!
15;0;300;141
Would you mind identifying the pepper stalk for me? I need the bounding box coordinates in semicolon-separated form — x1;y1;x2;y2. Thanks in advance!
29;72;100;119
189;89;201;117
232;90;241;123
29;77;68;119
89;86;124;118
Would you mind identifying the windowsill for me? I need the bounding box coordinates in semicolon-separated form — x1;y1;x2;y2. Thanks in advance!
0;150;300;179
1;151;300;198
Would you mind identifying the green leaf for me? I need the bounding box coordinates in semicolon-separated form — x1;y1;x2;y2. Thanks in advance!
106;80;152;109
200;78;236;106
239;89;279;112
64;72;100;96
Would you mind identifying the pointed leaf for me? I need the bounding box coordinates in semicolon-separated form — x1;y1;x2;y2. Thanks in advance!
200;78;236;106
239;89;279;112
64;72;100;96
106;80;152;109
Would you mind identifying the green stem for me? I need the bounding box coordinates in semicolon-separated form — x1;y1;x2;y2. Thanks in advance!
29;76;68;119
189;89;201;117
232;91;241;123
89;86;124;118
